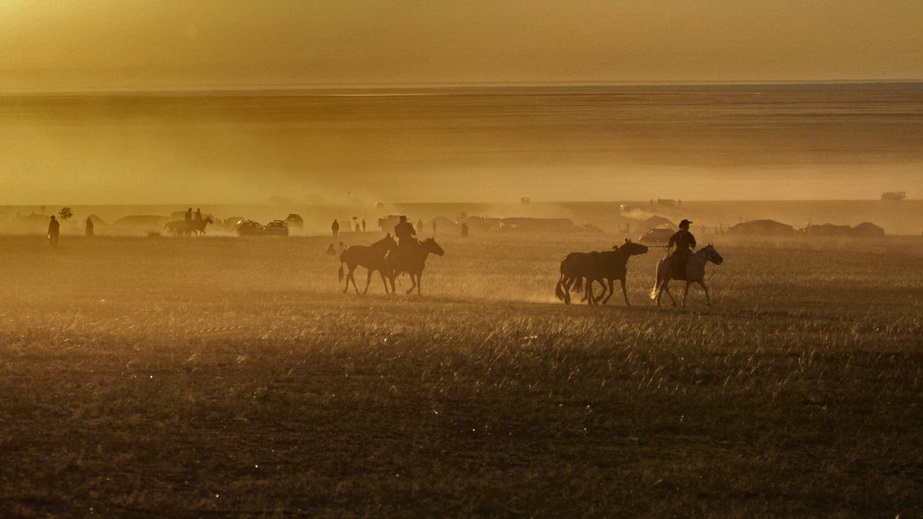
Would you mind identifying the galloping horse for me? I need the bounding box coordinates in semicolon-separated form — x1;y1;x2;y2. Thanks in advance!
384;238;445;295
163;217;213;237
339;235;397;294
650;244;724;307
555;240;649;306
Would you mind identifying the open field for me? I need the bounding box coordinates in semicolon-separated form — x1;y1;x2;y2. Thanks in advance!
1;232;922;517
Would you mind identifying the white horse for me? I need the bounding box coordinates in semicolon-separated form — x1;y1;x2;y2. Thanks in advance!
650;244;724;307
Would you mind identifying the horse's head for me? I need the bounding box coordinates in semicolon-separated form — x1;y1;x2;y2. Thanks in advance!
701;244;724;265
204;217;213;224
422;237;445;256
616;239;649;256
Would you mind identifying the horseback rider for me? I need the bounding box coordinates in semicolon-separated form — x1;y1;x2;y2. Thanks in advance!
194;208;203;221
668;219;696;279
184;208;192;221
394;215;417;247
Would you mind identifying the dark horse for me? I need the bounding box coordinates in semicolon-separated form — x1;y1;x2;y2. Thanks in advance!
163;217;213;237
384;238;445;295
338;235;397;294
555;240;649;306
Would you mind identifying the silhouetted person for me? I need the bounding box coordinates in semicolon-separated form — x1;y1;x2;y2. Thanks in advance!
325;243;336;256
461;222;469;237
332;219;340;237
85;217;94;237
185;208;192;221
361;219;367;232
394;215;417;247
416;219;424;235
432;220;437;234
668;219;696;279
194;208;203;221
47;216;60;246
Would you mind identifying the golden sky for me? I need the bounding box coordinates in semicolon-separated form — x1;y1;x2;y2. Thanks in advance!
1;0;921;91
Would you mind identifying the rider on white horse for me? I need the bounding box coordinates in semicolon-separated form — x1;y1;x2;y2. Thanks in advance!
668;219;696;279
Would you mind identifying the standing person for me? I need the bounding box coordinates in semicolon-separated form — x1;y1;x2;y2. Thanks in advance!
667;219;697;279
47;215;60;246
432;220;437;235
85;217;94;237
461;222;469;237
361;219;367;232
332;219;340;237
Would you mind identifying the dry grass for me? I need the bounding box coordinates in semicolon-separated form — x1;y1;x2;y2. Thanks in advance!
1;233;921;517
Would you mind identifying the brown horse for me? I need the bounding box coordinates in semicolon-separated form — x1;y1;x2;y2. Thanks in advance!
384;238;445;295
555;240;649;305
338;235;397;294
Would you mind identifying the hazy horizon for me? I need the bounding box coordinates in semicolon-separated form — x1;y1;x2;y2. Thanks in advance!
2;2;921;205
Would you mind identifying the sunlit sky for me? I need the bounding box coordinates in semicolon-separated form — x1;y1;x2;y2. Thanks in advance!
1;0;921;91
1;1;921;205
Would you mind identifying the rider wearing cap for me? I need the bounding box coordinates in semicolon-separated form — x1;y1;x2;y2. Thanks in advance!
668;219;696;279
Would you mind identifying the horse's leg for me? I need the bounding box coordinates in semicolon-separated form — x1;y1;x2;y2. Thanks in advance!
406;273;416;295
347;266;360;294
662;280;677;306
588;280;598;305
379;271;390;294
593;279;607;304
561;275;573;304
363;268;373;294
601;278;615;305
619;278;629;306
416;274;423;295
682;281;691;308
699;281;711;306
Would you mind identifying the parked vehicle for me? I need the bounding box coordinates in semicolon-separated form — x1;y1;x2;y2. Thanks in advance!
263;220;290;236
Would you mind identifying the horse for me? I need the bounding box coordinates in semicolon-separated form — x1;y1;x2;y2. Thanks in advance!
650;244;724;307
163;217;213;237
384;237;445;295
338;235;397;294
555;240;649;306
189;217;213;236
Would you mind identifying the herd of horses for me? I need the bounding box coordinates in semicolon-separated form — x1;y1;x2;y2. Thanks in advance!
340;235;724;307
163;217;213;237
339;235;446;295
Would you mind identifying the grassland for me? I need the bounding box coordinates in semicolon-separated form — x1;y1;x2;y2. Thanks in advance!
1;232;921;517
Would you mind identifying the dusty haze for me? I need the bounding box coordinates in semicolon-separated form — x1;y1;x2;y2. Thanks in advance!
1;83;921;205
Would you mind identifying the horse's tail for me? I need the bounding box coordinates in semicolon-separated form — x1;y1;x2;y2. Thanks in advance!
650;260;662;300
338;262;344;282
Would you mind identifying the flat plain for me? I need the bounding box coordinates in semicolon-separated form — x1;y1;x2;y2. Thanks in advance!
1;232;921;517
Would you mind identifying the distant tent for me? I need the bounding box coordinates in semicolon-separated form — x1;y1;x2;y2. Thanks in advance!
851;222;885;238
634;216;676;242
728;219;794;237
